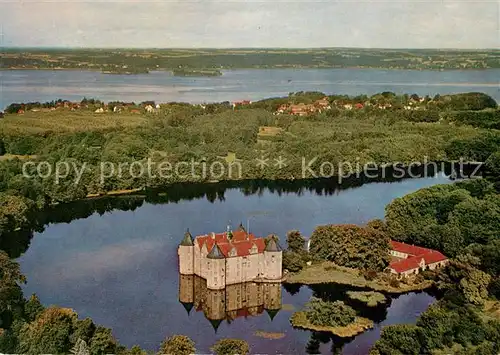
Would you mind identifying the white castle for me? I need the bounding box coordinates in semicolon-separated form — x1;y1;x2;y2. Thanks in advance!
178;224;283;290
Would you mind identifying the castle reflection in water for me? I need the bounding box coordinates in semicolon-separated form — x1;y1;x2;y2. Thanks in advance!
179;274;282;331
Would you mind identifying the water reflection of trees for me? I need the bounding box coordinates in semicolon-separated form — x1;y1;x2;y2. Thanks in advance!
0;162;464;258
305;331;353;355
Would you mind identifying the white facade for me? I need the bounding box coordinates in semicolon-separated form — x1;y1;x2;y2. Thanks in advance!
178;232;282;290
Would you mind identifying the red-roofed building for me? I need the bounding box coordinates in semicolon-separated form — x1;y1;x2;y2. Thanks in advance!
232;100;252;109
178;225;283;289
388;240;448;277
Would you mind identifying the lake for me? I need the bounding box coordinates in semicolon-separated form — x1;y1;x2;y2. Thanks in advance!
16;173;452;354
1;68;499;109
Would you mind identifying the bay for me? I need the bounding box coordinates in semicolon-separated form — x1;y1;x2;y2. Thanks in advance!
1;68;499;109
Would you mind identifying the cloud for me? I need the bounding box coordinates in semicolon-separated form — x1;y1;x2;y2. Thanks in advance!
0;0;497;48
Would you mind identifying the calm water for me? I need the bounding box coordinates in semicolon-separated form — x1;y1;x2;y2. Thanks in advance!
1;68;499;109
17;174;452;354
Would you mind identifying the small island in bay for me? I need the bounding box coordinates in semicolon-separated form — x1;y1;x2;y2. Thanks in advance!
290;298;373;337
346;291;387;307
172;68;223;77
254;330;286;340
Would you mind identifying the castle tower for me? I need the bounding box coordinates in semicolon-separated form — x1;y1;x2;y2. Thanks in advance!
206;243;226;290
205;288;226;332
178;229;194;275
263;282;282;321
178;274;194;315
237;222;246;232
264;238;283;280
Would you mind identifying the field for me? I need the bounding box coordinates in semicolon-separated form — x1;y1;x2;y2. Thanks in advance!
0;110;148;134
346;291;387;307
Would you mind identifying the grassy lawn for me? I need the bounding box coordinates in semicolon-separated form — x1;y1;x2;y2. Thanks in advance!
0;111;148;134
258;126;284;138
482;300;500;321
290;311;373;338
285;262;433;294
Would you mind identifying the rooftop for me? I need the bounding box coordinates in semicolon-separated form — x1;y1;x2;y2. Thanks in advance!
195;230;268;258
389;240;448;273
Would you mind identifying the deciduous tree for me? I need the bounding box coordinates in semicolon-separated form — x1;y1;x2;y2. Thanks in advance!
309;224;390;271
211;338;249;355
159;335;195;355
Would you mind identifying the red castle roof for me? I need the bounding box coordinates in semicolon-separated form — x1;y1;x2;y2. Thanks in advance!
196;231;266;258
389;241;447;273
389;257;423;273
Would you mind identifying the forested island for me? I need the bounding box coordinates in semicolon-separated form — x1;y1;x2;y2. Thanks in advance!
0;91;499;354
1;48;499;71
102;68;149;75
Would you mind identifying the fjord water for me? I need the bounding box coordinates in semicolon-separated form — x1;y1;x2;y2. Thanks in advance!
1;68;499;109
17;174;452;354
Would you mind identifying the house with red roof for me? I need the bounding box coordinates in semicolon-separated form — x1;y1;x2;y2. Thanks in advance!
178;224;283;290
388;240;448;277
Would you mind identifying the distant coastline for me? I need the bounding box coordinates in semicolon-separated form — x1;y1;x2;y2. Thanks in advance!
2;48;498;71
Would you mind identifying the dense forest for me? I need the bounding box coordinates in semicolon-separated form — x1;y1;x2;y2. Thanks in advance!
2;48;499;71
0;92;497;239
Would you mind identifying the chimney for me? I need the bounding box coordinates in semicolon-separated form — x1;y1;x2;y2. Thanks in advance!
211;232;216;239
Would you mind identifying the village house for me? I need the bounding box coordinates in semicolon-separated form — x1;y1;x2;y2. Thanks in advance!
275;97;331;116
178;225;283;290
377;103;392;110
388;241;448;278
289;103;317;116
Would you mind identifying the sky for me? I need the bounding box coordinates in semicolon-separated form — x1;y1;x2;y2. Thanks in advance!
0;0;498;48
